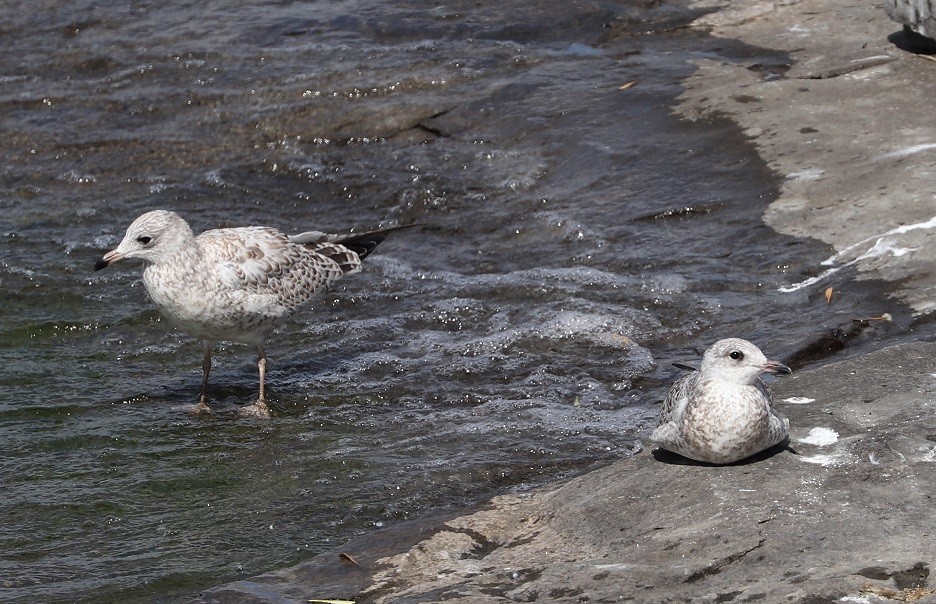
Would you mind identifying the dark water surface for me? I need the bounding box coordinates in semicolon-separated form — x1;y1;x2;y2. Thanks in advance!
0;1;913;602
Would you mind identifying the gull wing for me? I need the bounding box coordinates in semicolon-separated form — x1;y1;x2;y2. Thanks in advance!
658;371;697;425
290;224;417;270
204;227;345;309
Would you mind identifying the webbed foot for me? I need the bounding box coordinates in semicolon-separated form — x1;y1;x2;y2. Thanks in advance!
238;400;271;419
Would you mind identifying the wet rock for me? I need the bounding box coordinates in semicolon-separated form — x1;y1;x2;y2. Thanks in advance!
884;0;936;44
676;0;936;315
198;340;936;603
259;99;456;143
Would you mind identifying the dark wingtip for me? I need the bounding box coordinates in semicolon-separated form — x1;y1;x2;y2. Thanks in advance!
94;256;110;271
338;234;387;261
335;223;421;261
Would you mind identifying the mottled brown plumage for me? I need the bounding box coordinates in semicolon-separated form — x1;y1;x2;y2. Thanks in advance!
95;210;406;418
652;338;791;464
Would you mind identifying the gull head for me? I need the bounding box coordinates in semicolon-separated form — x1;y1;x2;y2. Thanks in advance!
700;338;792;385
94;210;195;271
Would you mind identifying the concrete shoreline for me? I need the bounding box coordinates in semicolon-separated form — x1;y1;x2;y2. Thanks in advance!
199;2;936;602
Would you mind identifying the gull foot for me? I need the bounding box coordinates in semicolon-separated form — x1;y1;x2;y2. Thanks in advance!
186;400;215;418
238;400;271;419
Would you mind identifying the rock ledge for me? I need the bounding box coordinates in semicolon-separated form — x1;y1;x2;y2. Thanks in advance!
202;340;936;603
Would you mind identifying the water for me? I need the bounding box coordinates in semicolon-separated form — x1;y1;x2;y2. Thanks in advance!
0;1;916;602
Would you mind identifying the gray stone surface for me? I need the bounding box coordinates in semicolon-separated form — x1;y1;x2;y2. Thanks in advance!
201;340;936;604
678;0;936;314
884;0;936;41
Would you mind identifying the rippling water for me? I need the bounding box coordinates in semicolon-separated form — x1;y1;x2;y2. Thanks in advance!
0;1;909;602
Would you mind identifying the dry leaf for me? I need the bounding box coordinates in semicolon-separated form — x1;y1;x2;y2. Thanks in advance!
824;287;834;304
339;552;360;566
618;80;638;90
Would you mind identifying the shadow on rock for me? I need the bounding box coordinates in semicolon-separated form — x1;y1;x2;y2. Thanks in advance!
887;27;936;54
650;437;792;466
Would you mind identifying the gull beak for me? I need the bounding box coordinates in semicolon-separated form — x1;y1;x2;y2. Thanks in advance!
94;249;124;271
761;360;792;375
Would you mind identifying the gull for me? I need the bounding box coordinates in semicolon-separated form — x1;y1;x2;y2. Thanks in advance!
95;209;407;418
651;338;792;464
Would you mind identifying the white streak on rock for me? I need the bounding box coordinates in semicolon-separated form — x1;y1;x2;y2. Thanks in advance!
798;427;839;447
783;396;816;405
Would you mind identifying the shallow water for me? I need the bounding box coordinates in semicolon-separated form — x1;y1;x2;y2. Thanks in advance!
0;1;916;602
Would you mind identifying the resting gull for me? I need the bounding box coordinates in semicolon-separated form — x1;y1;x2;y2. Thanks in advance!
95;209;407;418
651;338;792;464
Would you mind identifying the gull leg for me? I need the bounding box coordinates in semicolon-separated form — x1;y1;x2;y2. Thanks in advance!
239;345;271;419
191;341;214;417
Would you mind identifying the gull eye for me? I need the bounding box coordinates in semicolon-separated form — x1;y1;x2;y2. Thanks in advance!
729;350;744;361
137;236;153;245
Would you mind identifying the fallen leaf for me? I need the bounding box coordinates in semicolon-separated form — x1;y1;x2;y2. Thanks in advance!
618;80;638;90
824;287;833;304
339;552;360;566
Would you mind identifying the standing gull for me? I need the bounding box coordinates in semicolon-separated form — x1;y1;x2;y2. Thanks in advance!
95;210;407;418
651;338;792;464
